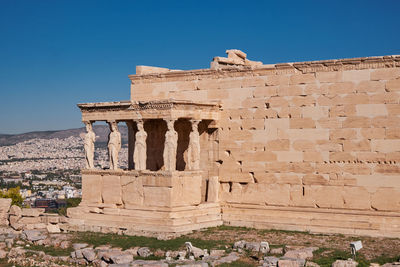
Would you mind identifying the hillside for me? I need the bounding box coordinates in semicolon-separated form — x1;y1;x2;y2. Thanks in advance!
0;125;128;146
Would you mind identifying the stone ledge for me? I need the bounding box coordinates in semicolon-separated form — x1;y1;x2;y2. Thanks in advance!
81;169;203;177
129;55;400;83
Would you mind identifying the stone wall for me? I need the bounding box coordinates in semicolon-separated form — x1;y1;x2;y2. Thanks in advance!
0;199;11;226
129;55;400;237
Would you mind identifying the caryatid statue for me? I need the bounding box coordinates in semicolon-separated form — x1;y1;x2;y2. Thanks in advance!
134;120;147;170
163;119;178;171
187;120;200;170
84;121;96;169
108;121;121;170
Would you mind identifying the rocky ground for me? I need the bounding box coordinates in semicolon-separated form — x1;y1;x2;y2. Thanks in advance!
0;225;399;267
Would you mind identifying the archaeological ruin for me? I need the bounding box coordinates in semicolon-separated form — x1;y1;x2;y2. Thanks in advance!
68;50;400;238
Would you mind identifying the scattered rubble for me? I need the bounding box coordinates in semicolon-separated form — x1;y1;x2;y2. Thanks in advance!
0;208;399;267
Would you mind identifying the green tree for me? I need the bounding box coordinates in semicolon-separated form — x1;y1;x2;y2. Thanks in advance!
0;187;23;207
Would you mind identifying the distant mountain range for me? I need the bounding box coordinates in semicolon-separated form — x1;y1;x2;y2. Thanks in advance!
0;125;128;146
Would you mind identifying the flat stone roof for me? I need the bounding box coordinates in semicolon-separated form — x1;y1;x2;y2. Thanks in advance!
129;55;400;82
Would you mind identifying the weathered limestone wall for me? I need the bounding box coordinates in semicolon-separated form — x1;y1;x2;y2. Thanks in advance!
130;55;400;237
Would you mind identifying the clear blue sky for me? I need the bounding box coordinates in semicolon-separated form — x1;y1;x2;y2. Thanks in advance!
0;0;399;134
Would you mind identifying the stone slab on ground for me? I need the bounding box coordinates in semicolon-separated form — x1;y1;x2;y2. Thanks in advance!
22;230;47;242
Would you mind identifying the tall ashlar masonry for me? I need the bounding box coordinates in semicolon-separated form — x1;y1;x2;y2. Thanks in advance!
68;50;400;238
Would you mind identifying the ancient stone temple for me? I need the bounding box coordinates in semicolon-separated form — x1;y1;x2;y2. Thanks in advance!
68;50;400;238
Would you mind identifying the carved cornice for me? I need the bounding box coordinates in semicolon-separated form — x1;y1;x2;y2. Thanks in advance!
129;55;400;83
77;99;220;113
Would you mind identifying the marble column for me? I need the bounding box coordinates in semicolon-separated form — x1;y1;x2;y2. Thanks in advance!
134;120;147;170
108;121;121;170
163;119;178;171
126;121;135;170
187;120;201;170
83;121;96;169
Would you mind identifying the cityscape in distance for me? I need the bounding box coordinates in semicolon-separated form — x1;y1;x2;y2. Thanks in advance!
0;125;129;209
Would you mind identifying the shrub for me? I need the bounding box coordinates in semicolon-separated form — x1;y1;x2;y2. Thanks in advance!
0;186;23;206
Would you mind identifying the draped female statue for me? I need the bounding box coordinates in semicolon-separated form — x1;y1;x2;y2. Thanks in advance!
84;122;96;169
163;119;178;171
108;121;121;170
134;120;147;170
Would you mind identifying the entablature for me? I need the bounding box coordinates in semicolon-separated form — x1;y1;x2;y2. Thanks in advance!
77;99;221;123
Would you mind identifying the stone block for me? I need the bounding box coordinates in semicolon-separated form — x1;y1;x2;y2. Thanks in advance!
144;187;172;207
342;69;370;82
19;216;42;224
21;208;44;217
343;140;370;152
289;118;316;129
318;95;342;106
242;76;266;87
370;68;400;81
82;174;102;204
266;139;290;151
290;73;316;85
342;116;371;128
328;82;355;94
242;118;265;130
354;174;400;188
374;164;400;175
290;96;316;107
317;118;342;129
361;128;385;139
342;93;369;105
386;128;400;139
356;104;388;117
102;175;122;205
121;176;144;207
342;164;371;175
207;89;229;100
371;188;400;211
47;224;61;233
276;174;302;185
255;173;277;184
302;174;328;185
304;84;329;95
276;151;303;162
330;129;357;140
248;151;277;162
303;152;327;162
278;85;303;96
316;140;343;152
287;129;329;141
254;86;278;97
316;71;343;83
310;186;344;209
301;106;329;120
269;96;289;107
265;184;290;206
356;80;385;93
387;104;400;116
342;186;371;210
266;75;290;86
386;78;400;91
207;176;219;203
171;175;202;206
329;104;356;117
329;152;355;162
332;259;358;267
292;140;315;151
371;140;400;153
372;116;400;128
0;198;11;226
